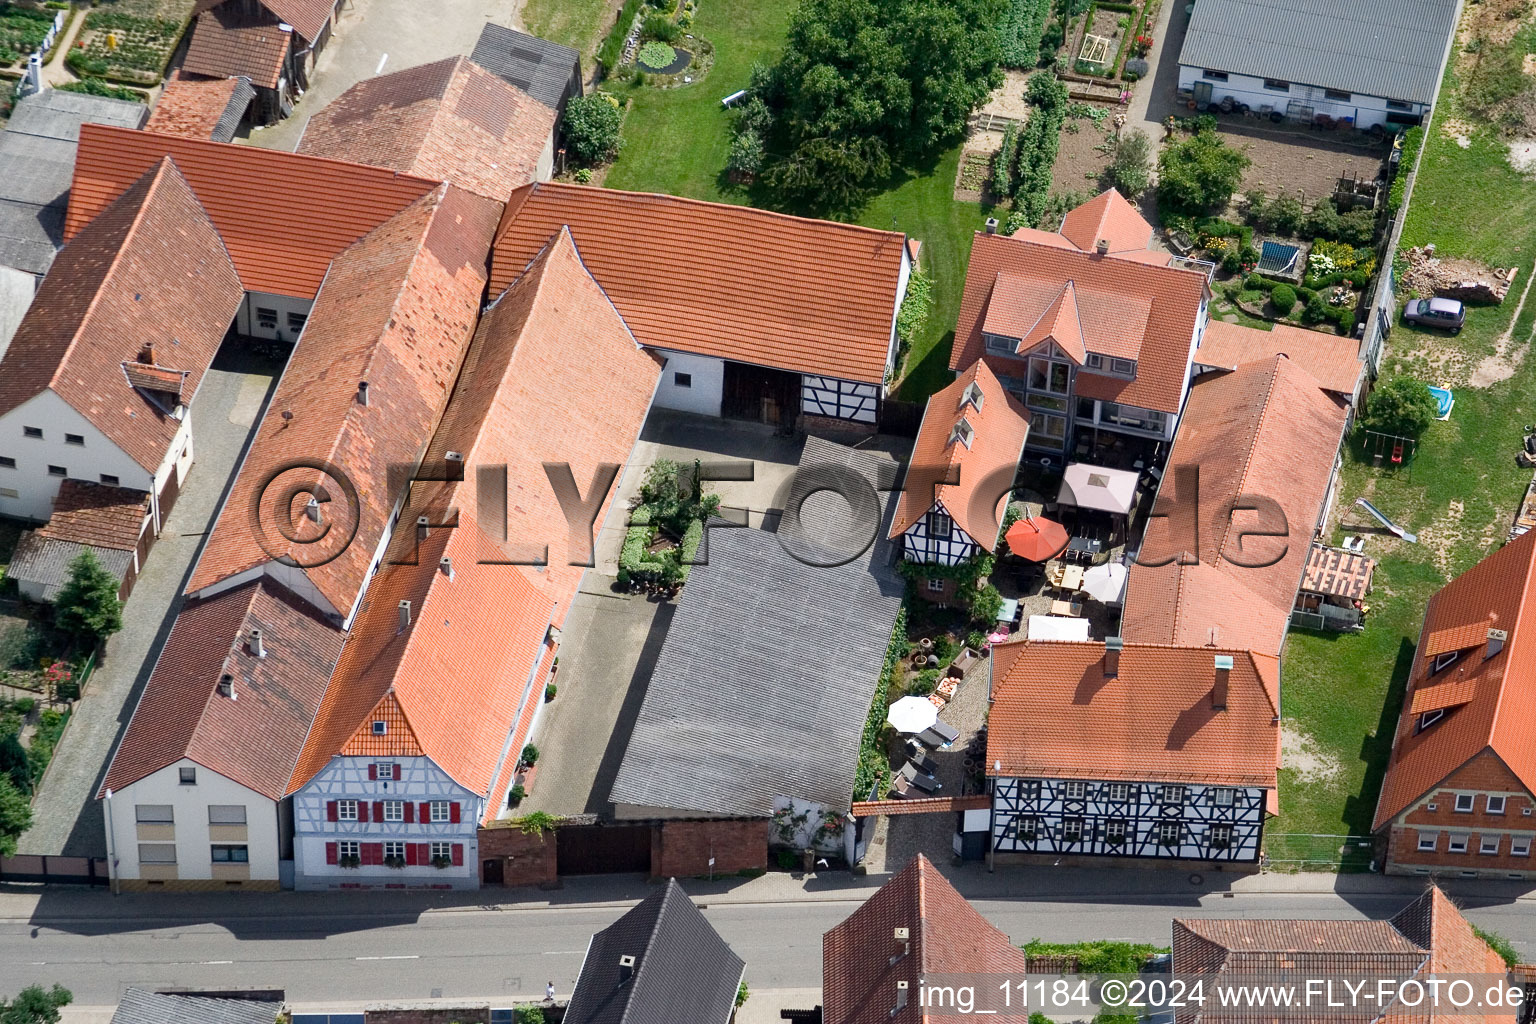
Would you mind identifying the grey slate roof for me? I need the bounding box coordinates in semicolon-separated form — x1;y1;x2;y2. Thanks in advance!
212;77;258;143
7;534;132;602
110;989;280;1024
565;878;745;1024
610;437;904;818
0;88;147;275
1177;0;1457;105
470;23;582;110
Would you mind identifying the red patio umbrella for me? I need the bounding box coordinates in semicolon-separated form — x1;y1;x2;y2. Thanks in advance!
1004;512;1069;562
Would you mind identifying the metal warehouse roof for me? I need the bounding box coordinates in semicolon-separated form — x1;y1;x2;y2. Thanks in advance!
1177;0;1457;105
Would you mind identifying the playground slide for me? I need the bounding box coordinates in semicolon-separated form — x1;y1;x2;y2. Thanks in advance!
1355;497;1418;543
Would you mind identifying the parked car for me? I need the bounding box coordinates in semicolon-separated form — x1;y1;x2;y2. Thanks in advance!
1403;297;1464;333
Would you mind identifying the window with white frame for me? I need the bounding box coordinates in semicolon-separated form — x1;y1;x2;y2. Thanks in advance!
1211;787;1237;807
1062;817;1084;843
1017;816;1039;841
1487;795;1507;814
1480;835;1500;855
338;840;360;860
429;800;451;823
383;801;404;822
1161;785;1186;804
1417;708;1445;732
1106;783;1132;802
1064;781;1087;800
926;577;945;593
431;841;453;861
1209;824;1233;849
1448;833;1469;853
1111;358;1135;375
337;799;359;821
927;509;953;538
1433;651;1459;673
1454;793;1474;812
1418;833;1438;851
985;334;1016;355
1513;836;1532;856
1202;69;1228;81
1105;819;1128;844
384;840;405;861
376;763;397;781
1158;820;1181;845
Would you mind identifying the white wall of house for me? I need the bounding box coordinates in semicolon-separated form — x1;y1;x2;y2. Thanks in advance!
0;390;153;522
653;350;724;417
883;244;915;390
1176;66;1427;130
234;291;314;342
291;755;482;890
801;375;879;423
103;759;281;887
537;133;556;181
0;267;37;357
901;501;981;566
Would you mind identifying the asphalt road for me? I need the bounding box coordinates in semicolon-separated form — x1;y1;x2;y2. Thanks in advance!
2;884;1533;1013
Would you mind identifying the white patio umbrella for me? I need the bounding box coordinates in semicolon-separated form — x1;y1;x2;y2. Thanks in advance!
886;695;939;734
1081;561;1129;604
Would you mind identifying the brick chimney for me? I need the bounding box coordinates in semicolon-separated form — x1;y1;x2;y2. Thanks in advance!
1104;636;1123;678
1212;654;1233;711
1096;238;1110;255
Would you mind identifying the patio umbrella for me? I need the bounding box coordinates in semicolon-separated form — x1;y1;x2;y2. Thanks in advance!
1081;561;1129;604
887;695;940;734
1004;512;1069;562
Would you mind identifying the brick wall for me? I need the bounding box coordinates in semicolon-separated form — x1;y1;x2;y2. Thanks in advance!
1383;751;1536;877
800;413;877;439
651;819;767;879
364;1009;492;1024
478;824;558;887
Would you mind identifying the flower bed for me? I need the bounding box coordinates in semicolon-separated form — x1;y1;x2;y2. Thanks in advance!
68;7;190;85
0;4;54;67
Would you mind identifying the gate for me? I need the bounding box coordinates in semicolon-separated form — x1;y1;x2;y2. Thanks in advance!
0;854;109;886
157;469;180;527
1262;833;1375;872
556;823;652;875
722;361;800;426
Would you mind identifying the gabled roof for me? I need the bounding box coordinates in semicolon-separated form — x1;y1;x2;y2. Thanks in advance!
100;579;344;799
182;2;290;89
566;879;745;1024
186;185;501;622
66;124;441;298
194;0;334;43
889;360;1029;549
146;71;255;143
1059;188;1154;254
955;223;1208;413
823;854;1032;1024
490;182;909;384
1196;319;1364;397
986;639;1281;787
1019;281;1088;362
297;55;556;202
0;157;241;471
110;988;281;1024
1123;356;1348;657
470;23;582;111
611;439;905;817
1373;528;1536;829
36;479;149;550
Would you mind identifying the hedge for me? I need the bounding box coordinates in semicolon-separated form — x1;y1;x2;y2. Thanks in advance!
617;503;667;586
1014;74;1068;226
1387;125;1423;215
598;0;645;76
997;0;1054;69
993;121;1020;197
854;606;907;800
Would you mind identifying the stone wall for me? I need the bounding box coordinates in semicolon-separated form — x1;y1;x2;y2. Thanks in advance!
478;823;558;888
651;818;767;879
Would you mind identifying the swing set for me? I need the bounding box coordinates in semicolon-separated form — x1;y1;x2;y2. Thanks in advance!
1362;430;1418;478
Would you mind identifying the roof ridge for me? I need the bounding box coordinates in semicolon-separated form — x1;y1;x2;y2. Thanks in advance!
181;579;264;773
620;881;679;1024
1483;528;1536;744
1212;357;1284;569
1000;231;1212;281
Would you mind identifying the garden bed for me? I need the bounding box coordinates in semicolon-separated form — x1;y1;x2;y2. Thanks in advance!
1073;1;1137;79
67;0;194;86
0;3;58;68
1049;102;1114;194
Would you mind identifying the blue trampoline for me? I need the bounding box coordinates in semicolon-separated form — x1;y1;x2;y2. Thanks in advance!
1256;240;1301;275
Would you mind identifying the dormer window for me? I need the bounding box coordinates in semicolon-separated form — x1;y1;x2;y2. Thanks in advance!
372;720;387;736
985;333;1016;355
1416;708;1445;733
960;381;985;413
949;417;974;448
1433;650;1459;673
927;509;953;539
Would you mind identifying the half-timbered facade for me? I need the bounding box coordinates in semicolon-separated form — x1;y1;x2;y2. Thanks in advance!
987;639;1280;865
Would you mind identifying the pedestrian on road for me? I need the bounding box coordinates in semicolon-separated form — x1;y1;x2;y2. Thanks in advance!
546;981;555;1002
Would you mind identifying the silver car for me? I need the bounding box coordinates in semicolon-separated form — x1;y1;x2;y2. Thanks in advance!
1403;297;1465;333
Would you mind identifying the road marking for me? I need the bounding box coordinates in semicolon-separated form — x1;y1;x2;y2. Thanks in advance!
356;954;418;961
541;950;585;955
201;960;233;965
375;53;388;74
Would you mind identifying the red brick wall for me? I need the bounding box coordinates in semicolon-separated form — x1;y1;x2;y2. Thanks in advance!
365;1009;493;1024
478;824;558;887
913;577;959;604
1384;751;1536;876
651;819;767;879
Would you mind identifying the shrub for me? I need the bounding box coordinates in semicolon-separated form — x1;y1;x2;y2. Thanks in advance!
910;669;940;696
993;121;1020;196
637;40;676;70
573;168;594;184
1305;200;1340;240
1269;283;1297;315
1267;195;1306;236
966;630;988;650
57;78;145;103
0;774;31;857
896;270;933;347
1220;248;1242;274
970;583;1004;625
562;94;624;167
1301;291;1329;325
997;0;1053;68
598;0;645;74
545;682;557;702
515;1006;547;1024
642;12;680;42
1105;127;1152;197
54;549;122;645
1244;273;1267;290
727;126;766;176
1388;125;1423;213
1123;56;1148;79
1337;208;1377;246
1027;67;1066;107
1361;376;1438;439
1472;927;1521;968
737;981;750;1008
1039;19;1064;56
1015;72;1069;225
520;743;541;766
507;783;526;805
1157;125;1250;216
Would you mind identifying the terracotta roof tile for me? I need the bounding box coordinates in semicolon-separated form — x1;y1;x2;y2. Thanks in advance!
1059;188;1154;253
490;182;908;384
146;71;253;142
955;225;1208;413
823;854;1032;1024
37;479;150;550
1196;319;1364;396
194;0;333;44
100;580;344;798
0;158;241;471
186;185;501;621
1373;528;1536;829
985;639;1280;787
181;4;289;90
889;360;1029;548
66;124;441;299
1123;356;1348;656
298;56;556;202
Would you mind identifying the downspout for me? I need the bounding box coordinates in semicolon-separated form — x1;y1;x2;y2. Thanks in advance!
103;788;120;895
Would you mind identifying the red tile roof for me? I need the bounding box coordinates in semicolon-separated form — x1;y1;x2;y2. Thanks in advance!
0;158;242;472
38;480;150;551
889;360;1029;549
297;56;556;202
194;0;334;44
1123;356;1348;657
1058;188;1154;254
490;182;909;384
122;361;189;399
985;639;1280;788
954;229;1208;414
186;185;501;621
1373;528;1536;829
147;71;249;138
100;580;344;798
181;3;290;89
822;854;1032;1024
1196;319;1364;397
66;124;441;299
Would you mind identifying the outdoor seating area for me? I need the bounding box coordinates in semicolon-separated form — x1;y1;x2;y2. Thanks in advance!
1291;542;1375;632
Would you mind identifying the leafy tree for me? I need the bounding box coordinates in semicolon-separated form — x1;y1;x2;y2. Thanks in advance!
1104;128;1152;197
1361;376;1438;439
0;986;70;1024
561;94;624;168
757;0;1004;209
1156;126;1250;216
727;127;766;176
52;549;122;646
0;734;28;794
0;776;32;858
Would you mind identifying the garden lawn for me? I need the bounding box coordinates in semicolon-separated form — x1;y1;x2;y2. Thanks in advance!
1271;48;1536;852
602;0;998;402
522;0;613;56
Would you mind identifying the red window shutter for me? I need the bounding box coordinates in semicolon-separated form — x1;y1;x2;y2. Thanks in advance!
368;764;377;780
357;802;370;823
373;800;385;823
364;843;383;866
405;843;419;866
403;801;415;824
326;801;338;822
451;843;464;866
418;843;432;864
325;842;338;865
450;802;461;824
419;801;432;822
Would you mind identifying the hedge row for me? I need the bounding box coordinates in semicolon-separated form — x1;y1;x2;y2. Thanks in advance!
1014;75;1069;227
993;121;1020;197
1388;125;1424;215
854;606;907;800
997;0;1054;69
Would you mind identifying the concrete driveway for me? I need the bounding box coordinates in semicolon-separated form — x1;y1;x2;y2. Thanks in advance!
245;0;528;152
18;346;282;857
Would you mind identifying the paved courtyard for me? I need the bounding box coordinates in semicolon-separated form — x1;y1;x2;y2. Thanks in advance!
18;346;281;857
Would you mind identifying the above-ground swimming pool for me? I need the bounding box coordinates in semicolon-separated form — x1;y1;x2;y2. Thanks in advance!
1428;385;1454;420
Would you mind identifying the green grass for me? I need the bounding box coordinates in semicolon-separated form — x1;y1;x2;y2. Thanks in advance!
1271;45;1536;847
602;0;997;402
522;0;614;56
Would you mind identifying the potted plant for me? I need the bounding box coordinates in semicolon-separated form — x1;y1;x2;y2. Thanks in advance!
384;854;406;869
431;855;453;869
339;853;361;869
519;743;540;769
